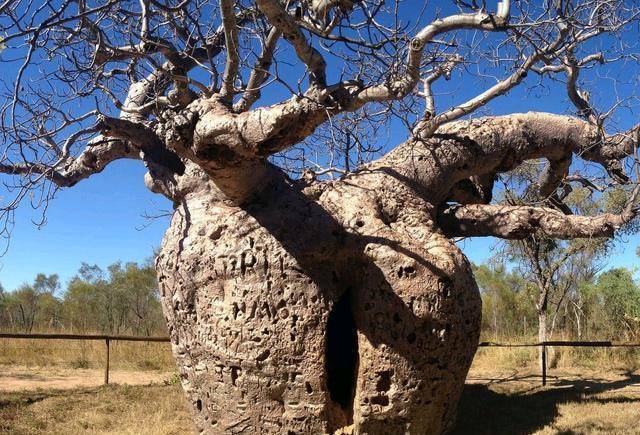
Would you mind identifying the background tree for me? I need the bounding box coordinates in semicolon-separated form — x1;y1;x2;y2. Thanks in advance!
0;273;59;331
495;161;640;362
0;260;163;334
498;172;616;364
474;262;537;339
1;1;640;433
585;268;640;340
63;261;163;334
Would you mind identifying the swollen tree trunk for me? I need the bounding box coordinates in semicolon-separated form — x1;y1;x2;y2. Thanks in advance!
150;111;637;434
156;163;482;434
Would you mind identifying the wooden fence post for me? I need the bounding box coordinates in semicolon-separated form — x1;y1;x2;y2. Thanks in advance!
541;344;547;386
104;337;110;385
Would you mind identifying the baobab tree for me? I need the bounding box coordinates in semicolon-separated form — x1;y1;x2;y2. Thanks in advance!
1;0;639;433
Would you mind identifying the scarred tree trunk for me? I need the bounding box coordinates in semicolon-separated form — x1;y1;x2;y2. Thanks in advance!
156;159;481;434
3;2;639;434
152;111;638;434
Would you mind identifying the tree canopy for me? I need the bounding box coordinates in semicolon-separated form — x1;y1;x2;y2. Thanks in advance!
0;0;638;239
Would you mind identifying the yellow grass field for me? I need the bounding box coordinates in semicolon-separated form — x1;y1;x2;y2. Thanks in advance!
1;367;639;434
2;337;640;434
0;337;175;371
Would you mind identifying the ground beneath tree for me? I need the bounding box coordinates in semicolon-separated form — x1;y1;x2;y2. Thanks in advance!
1;367;639;434
455;367;640;434
0;366;174;392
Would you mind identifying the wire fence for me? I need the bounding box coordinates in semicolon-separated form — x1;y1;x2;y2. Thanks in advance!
479;340;640;385
1;333;639;386
0;332;170;385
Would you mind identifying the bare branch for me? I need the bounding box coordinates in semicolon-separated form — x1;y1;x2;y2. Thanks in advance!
234;27;281;112
438;203;638;239
418;55;464;118
356;4;511;105
256;0;327;88
219;0;241;102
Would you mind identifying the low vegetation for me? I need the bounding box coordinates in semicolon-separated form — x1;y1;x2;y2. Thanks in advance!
0;384;194;435
2;368;639;435
476;262;640;343
0;338;174;371
0;260;165;336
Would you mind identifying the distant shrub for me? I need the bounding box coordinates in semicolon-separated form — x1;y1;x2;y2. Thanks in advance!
137;358;162;371
71;358;90;369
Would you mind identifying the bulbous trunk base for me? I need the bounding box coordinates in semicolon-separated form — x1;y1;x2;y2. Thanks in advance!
156;175;481;434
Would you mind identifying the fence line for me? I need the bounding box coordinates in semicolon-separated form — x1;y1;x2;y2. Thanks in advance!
479;340;640;347
478;340;640;385
0;333;170;342
2;334;639;386
0;332;171;385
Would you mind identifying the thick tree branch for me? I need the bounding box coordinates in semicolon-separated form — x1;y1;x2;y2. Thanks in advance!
0;138;139;188
97;116;185;175
430;113;639;192
438;203;638;239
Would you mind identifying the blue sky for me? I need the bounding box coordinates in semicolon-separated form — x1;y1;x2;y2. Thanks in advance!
0;160;172;291
0;2;638;292
1;155;637;292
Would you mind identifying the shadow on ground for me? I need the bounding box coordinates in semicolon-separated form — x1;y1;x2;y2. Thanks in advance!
452;372;640;434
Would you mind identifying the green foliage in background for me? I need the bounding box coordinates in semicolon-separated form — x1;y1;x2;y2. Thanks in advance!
476;261;640;342
0;260;165;335
1;252;638;341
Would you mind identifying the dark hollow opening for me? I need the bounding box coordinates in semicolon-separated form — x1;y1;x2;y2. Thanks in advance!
325;288;359;414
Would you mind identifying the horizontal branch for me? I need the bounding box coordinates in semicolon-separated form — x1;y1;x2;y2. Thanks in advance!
431;112;639;192
438;203;638;239
0;138;140;188
97;116;185;175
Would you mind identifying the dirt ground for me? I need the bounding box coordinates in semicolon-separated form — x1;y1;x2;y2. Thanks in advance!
1;366;639;434
0;366;174;392
454;367;640;434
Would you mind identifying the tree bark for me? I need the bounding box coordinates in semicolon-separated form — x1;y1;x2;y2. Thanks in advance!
149;110;640;434
538;300;548;369
156;162;481;434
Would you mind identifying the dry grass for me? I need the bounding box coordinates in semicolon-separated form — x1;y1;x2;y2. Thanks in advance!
455;367;640;434
0;337;175;371
2;336;640;434
471;345;640;373
536;397;640;434
0;383;196;435
1;367;639;434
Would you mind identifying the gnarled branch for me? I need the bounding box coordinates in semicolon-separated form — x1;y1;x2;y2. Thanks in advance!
438;203;638;239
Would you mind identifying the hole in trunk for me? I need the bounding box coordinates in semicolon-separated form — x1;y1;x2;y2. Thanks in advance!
325;288;358;418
